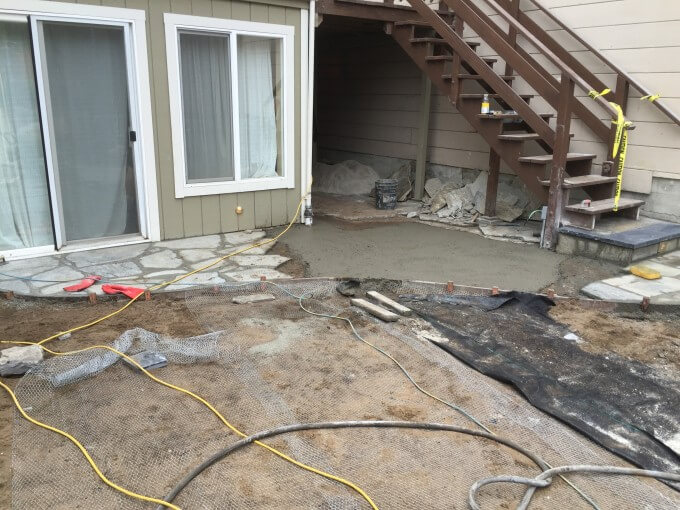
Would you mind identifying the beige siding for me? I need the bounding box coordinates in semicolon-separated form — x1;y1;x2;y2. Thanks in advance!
466;0;680;192
316;31;493;173
55;0;306;239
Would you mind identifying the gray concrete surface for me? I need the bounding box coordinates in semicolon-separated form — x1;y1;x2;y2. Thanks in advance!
277;218;567;292
0;231;291;297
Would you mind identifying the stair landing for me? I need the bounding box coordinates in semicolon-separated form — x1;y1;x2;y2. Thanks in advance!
557;216;680;265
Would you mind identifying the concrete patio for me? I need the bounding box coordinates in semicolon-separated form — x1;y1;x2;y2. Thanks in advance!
0;230;291;298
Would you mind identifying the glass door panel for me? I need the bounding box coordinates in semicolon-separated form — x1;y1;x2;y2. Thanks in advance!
38;21;139;243
0;18;54;251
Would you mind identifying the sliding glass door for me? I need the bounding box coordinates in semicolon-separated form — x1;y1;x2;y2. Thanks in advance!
0;18;54;253
35;18;141;245
0;13;145;257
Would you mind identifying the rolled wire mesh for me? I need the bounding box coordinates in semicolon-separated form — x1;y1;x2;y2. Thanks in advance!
11;279;680;509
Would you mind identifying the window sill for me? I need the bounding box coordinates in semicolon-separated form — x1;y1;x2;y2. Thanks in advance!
175;175;294;198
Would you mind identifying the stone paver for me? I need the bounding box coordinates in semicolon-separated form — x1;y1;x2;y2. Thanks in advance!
224;268;291;282
615;276;680;297
224;231;266;245
140;250;183;269
0;229;290;297
179;249;217;263
79;261;142;279
66;244;148;267
580;282;643;302
631;261;680;278
156;234;222;250
582;251;680;304
32;267;84;288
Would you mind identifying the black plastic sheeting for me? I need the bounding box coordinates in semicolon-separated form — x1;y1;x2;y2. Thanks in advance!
401;292;680;488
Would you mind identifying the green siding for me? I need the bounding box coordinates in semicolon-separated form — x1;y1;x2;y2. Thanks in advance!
60;0;306;239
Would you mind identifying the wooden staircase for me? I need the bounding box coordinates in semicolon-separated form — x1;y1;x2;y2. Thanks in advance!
317;0;652;249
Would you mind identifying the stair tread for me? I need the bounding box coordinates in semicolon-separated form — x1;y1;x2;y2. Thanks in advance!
498;133;541;141
565;197;645;215
462;93;533;99
518;152;595;163
410;37;481;48
395;19;452;27
478;113;554;120
428;55;496;62
539;175;618;188
444;74;516;81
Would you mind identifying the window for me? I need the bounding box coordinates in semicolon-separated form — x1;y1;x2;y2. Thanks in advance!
165;14;294;197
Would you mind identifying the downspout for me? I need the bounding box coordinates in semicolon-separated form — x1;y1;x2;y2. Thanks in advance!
302;0;316;226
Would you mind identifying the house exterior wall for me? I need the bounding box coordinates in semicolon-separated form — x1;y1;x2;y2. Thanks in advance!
317;2;680;221
316;31;491;178
48;0;306;240
470;0;680;220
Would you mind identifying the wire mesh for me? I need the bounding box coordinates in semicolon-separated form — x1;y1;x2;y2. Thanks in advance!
11;279;680;509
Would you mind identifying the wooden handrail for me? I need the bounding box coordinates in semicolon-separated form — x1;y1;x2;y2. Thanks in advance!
525;0;680;127
468;0;619;120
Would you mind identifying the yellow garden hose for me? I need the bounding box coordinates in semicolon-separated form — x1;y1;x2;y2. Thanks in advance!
1;189;379;510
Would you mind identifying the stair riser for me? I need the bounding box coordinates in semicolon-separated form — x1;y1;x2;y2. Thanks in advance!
393;30;550;203
562;207;641;231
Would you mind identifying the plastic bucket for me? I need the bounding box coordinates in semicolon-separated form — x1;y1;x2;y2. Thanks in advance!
375;179;398;210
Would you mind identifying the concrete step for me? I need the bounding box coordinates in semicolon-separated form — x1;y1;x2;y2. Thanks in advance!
558;217;680;265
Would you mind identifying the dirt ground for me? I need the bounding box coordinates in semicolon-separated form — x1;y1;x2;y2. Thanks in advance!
271;218;620;295
1;289;679;508
0;297;202;510
550;300;680;374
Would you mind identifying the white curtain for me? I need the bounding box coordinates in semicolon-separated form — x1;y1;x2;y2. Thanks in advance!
0;21;54;250
42;22;137;242
180;32;234;182
238;36;279;179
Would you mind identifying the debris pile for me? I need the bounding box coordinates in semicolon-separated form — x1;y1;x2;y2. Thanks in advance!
313;160;379;195
416;172;533;225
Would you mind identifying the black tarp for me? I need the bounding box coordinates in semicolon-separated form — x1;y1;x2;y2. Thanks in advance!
401;292;680;488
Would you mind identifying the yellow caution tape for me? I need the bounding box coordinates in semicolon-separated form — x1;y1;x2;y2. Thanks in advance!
588;88;611;99
589;90;633;212
640;94;661;102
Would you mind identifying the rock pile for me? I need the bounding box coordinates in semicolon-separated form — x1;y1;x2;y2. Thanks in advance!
417;172;533;225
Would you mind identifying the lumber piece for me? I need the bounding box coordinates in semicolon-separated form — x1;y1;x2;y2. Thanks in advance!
350;298;399;322
366;291;412;316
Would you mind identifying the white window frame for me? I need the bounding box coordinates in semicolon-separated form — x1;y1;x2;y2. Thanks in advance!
165;14;295;198
0;0;161;261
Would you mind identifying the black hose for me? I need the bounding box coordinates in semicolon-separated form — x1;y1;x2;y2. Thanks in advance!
158;420;549;509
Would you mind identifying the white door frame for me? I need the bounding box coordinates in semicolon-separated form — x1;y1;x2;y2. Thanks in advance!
0;0;160;260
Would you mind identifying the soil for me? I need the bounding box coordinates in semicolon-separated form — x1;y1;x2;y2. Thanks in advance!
550;300;680;373
0;296;203;510
1;288;678;509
